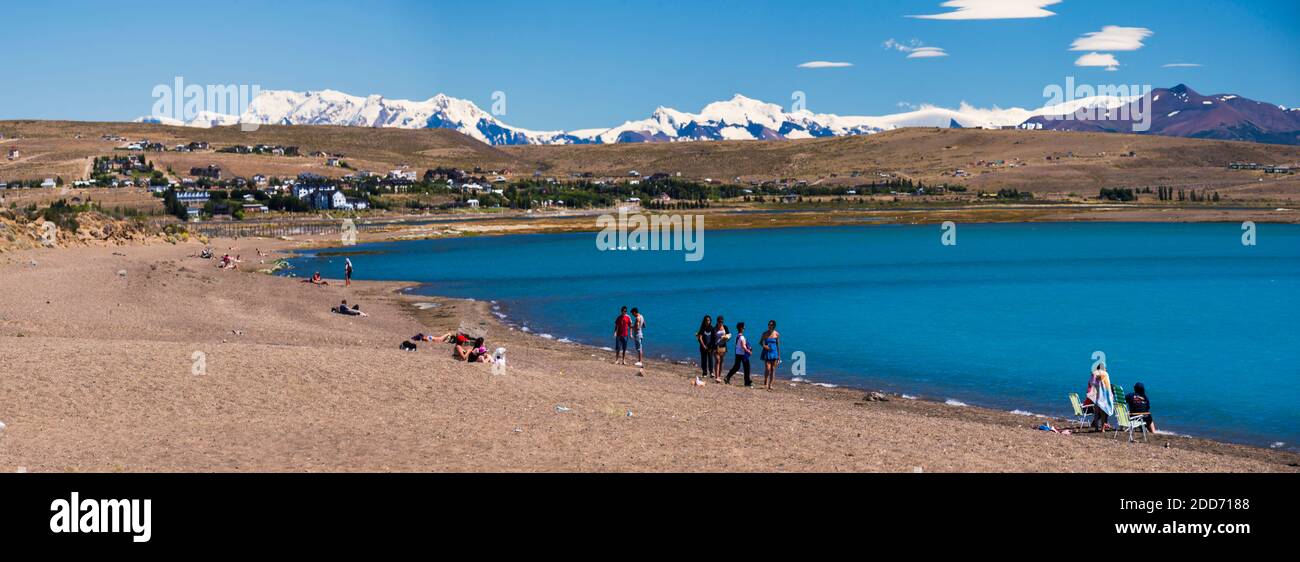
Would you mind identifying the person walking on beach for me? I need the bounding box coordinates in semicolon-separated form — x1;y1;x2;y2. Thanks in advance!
696;315;714;379
613;306;632;365
724;322;753;387
712;316;730;383
630;307;646;368
760;320;781;391
344;258;354;287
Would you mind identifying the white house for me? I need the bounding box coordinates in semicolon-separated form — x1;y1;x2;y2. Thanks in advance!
293;185;317;200
41;178;57;188
312;189;348;210
6;148;19;160
175;191;210;206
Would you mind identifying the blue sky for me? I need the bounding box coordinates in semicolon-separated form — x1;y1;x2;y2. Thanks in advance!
5;0;1298;130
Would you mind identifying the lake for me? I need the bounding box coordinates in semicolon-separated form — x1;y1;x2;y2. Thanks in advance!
287;222;1300;449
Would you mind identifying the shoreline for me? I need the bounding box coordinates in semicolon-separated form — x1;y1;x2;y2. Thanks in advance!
185;205;1300;254
398;282;1296;456
2;237;1296;472
396;290;1299;470
296;223;1300;456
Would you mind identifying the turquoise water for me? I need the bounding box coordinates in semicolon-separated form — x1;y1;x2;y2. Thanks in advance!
288;223;1300;449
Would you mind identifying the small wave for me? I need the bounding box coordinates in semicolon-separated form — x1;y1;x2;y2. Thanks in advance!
1154;430;1187;437
557;338;572;344
811;382;838;388
520;327;531;333
493;312;507;319
1270;441;1286;449
539;333;554;340
599;346;614;351
901;394;918;400
1010;409;1035;416
945;399;968;407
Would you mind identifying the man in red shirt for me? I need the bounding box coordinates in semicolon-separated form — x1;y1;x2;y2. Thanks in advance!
613;306;632;365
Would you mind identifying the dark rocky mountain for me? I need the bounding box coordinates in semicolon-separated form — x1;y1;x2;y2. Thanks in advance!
1023;85;1300;145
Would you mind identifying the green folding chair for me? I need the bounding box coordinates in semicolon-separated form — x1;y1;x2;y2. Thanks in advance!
1113;403;1149;443
1067;393;1090;429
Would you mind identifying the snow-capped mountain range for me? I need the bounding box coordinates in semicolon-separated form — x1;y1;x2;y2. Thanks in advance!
138;86;1297;145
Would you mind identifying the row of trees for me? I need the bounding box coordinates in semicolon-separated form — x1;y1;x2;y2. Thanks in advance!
1107;186;1222;202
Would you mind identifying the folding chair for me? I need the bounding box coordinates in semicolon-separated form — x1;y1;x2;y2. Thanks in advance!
1067;393;1091;429
1113;403;1149;443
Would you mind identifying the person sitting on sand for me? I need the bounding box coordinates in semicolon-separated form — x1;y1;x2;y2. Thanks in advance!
467;338;495;363
1125;382;1156;433
453;339;472;361
302;272;328;285
333;300;368;317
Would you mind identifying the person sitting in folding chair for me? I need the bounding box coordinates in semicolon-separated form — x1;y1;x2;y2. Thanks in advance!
1125;382;1156;434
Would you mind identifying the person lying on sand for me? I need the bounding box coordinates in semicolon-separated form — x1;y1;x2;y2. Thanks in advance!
433;331;471;344
333;300;369;317
302;272;328;285
412;332;466;344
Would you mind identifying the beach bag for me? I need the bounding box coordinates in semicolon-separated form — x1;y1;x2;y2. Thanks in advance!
400;341;417;352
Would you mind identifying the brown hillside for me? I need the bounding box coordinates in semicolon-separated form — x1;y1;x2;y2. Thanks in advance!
3;122;1298;200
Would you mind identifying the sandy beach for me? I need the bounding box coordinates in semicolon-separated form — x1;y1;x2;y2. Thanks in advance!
0;238;1296;473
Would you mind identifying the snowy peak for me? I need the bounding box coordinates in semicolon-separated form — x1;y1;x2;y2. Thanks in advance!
150;85;1300;146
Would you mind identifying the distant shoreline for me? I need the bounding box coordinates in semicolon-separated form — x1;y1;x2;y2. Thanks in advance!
250;205;1300;253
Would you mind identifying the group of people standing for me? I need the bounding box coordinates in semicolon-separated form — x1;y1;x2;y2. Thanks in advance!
610;308;782;390
612;306;646;368
696;315;781;390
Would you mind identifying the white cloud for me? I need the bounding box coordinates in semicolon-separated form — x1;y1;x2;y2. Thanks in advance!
797;61;853;69
884;39;949;59
1075;52;1121;71
910;0;1061;20
1163;63;1203;68
1071;26;1154;51
908;47;949;59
